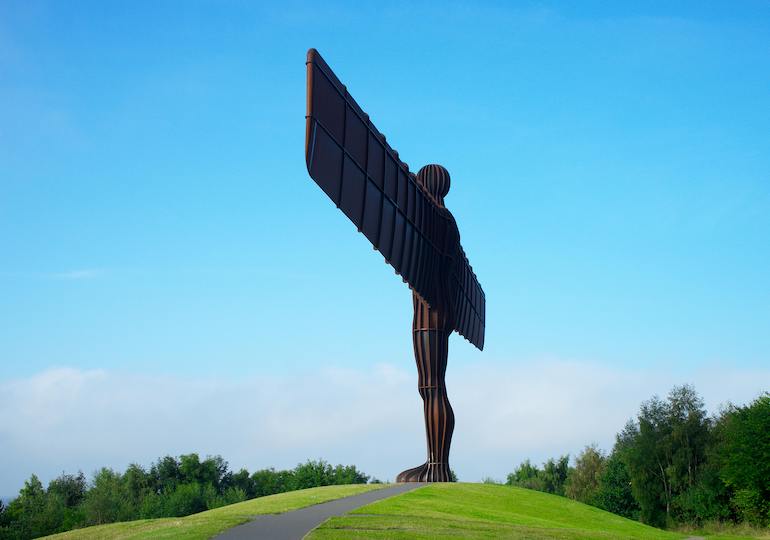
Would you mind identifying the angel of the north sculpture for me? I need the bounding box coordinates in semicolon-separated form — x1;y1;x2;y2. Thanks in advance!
304;49;485;482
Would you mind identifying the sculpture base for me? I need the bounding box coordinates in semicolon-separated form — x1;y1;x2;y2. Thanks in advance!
396;462;451;483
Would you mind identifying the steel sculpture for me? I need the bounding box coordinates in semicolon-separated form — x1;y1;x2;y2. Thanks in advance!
304;49;485;482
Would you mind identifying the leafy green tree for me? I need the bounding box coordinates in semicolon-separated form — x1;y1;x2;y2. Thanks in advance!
541;455;570;495
179;454;204;485
566;445;605;505
151;456;181;495
178;454;229;490
47;471;87;531
293;460;333;489
138;492;165;519
251;468;294;497
506;459;544;491
331;464;369;485
201;455;229;490
123;463;150;514
227;468;256;498
163;483;207;517
625;396;671;527
0;499;11;540
667;386;711;497
596;449;639;520
1;454;376;537
83;468;132;525
622;386;711;527
714;394;770;526
47;472;86;508
3;475;51;539
674;465;731;525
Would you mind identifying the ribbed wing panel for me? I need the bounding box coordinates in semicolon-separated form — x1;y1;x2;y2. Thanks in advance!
305;48;445;309
305;48;485;350
452;247;486;350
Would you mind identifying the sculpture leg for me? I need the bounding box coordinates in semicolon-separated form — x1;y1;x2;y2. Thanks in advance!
397;294;455;482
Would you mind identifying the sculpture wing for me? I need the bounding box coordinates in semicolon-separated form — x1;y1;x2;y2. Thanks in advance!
305;48;485;350
451;244;486;350
305;49;442;306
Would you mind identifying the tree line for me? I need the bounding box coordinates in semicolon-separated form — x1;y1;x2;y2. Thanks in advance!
502;386;769;530
0;455;372;540
2;385;766;538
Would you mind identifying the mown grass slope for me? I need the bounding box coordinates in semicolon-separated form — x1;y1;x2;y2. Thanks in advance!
43;484;386;540
311;483;686;539
42;482;768;540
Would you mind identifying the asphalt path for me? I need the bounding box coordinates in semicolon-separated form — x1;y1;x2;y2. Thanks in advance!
215;483;425;540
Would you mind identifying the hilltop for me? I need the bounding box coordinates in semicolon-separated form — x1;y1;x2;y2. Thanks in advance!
40;482;770;540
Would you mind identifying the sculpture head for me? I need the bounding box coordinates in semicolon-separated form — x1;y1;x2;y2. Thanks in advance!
417;164;451;207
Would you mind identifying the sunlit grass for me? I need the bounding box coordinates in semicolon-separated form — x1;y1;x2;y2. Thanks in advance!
43;484;387;540
311;483;682;539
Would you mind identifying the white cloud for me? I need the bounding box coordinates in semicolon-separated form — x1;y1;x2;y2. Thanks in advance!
0;361;767;496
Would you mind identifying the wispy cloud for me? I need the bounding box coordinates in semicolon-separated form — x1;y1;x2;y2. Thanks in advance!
0;361;766;496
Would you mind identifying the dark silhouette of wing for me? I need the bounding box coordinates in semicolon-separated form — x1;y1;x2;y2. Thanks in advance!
451;244;486;350
305;48;485;350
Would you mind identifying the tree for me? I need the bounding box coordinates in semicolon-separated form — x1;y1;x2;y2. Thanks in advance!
47;471;87;532
293;460;333;489
3;475;50;539
2;454;376;537
163;483;207;517
227;468;256;498
251;468;294;497
47;472;86;508
667;386;710;497
151;456;181;495
625;396;671;527
566;445;605;505
596;449;639;520
622;385;711;527
83;468;131;525
123;463;150;514
506;459;544;491
331;464;369;485
178;454;229;490
541;455;570;495
714;393;770;526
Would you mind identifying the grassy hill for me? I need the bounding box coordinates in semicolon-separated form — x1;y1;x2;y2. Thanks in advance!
43;483;767;540
312;483;683;539
43;484;385;540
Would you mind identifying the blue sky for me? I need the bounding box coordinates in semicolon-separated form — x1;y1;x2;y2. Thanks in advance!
1;1;769;495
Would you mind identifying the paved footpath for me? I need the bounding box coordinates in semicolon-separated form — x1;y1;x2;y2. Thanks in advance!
215;483;425;540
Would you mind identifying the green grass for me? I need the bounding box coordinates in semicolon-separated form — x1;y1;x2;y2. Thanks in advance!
310;483;683;539
42;484;387;540
41;482;770;540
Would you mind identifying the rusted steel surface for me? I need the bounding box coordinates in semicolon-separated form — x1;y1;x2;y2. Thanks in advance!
304;49;485;482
